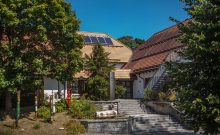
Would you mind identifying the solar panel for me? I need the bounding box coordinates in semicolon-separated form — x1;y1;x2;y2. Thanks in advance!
83;36;91;43
97;37;106;44
105;38;113;45
90;36;99;43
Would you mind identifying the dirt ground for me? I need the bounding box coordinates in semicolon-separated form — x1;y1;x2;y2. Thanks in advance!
0;107;126;135
0;107;73;135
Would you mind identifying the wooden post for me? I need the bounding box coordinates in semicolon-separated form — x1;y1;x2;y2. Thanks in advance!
49;95;53;122
16;89;20;127
66;81;71;107
52;90;55;115
35;90;38;119
117;102;119;114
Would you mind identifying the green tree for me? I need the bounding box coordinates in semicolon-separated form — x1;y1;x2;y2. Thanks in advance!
167;0;220;134
117;36;145;50
85;44;113;78
87;75;109;100
0;0;83;110
115;85;126;99
84;44;114;100
134;38;145;46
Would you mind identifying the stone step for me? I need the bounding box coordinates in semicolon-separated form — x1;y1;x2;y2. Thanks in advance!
135;120;180;125
120;111;145;113
119;105;141;107
134;123;183;129
132;127;193;133
133;116;171;120
119;106;143;108
119;109;144;111
132;130;197;135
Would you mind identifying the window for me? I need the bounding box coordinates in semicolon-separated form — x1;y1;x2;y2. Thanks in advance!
72;80;78;93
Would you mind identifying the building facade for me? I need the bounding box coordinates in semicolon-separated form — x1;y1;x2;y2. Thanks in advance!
44;22;186;100
124;24;183;98
44;31;133;99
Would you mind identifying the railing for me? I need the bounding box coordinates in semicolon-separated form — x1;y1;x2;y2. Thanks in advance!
145;51;179;90
145;64;166;90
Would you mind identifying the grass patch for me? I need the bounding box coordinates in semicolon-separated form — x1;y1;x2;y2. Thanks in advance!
37;106;50;122
0;130;13;135
33;123;41;129
64;120;86;134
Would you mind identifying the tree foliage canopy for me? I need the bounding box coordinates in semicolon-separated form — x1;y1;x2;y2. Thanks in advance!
117;36;145;50
168;0;220;134
84;44;113;78
0;0;83;92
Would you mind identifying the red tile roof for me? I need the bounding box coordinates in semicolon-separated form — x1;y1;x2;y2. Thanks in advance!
124;23;184;73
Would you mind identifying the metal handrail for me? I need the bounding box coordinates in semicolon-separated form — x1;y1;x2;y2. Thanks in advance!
145;65;166;90
145;51;179;90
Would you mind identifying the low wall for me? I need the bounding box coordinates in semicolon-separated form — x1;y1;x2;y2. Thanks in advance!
146;101;182;121
80;119;129;134
93;101;119;113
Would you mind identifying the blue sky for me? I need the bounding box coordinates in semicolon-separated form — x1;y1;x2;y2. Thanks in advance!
69;0;189;40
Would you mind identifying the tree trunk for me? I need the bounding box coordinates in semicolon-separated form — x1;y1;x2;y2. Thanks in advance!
5;89;12;111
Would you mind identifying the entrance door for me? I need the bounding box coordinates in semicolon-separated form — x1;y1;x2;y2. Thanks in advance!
117;80;133;99
78;80;85;95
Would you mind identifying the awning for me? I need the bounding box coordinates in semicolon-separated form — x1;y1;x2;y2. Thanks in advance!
114;69;131;80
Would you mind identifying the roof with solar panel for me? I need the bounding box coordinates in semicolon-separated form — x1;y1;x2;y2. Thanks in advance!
77;31;133;63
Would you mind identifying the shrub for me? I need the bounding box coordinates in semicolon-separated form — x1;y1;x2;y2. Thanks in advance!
167;90;177;101
86;75;109;100
144;88;153;100
64;120;86;134
37;106;50;120
69;98;96;119
115;85;126;98
55;99;67;113
158;92;167;101
33;123;40;129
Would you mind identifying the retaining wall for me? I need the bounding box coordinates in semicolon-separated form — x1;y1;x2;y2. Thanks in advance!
80;119;129;134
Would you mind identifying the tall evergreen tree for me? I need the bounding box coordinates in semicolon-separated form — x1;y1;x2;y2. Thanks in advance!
85;44;113;78
0;0;83;110
168;0;220;134
84;44;114;100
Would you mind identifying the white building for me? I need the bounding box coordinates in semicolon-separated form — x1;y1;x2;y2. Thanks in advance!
124;23;183;98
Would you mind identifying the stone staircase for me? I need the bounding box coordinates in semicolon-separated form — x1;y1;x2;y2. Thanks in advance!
115;99;146;115
152;71;167;90
129;114;199;135
114;99;199;135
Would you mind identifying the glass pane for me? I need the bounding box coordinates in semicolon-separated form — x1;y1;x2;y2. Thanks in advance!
97;37;106;44
90;36;99;43
105;38;113;45
83;36;91;43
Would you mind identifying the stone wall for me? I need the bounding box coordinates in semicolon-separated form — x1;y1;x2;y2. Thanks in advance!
80;119;129;134
93;101;119;112
146;101;182;121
